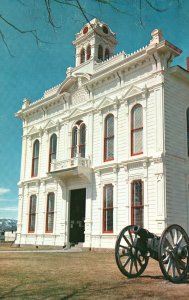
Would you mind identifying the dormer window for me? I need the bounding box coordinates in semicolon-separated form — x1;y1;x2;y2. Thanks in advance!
98;45;103;61
80;48;85;64
105;48;110;60
86;44;91;60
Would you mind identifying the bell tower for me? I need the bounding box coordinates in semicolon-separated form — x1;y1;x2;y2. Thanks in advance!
73;19;117;67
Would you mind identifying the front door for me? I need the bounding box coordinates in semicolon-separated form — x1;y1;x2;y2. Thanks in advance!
69;188;86;244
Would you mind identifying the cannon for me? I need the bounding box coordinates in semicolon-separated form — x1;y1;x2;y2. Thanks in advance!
115;224;189;283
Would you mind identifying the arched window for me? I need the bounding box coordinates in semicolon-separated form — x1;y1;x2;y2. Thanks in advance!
186;108;189;156
131;180;143;227
86;44;91;60
103;184;113;233
131;104;143;156
28;195;37;232
31;140;39;177
105;48;109;60
98;45;103;61
104;114;114;161
48;134;57;172
79;123;86;158
80;48;85;64
71;126;78;158
71;121;86;158
46;193;55;233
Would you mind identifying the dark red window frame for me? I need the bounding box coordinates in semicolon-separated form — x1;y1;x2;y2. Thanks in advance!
71;121;86;158
28;195;37;233
31;139;39;177
131;104;143;156
71;126;78;158
46;193;55;233
79;123;86;158
103;184;113;233
131;180;144;227
48;134;57;172
104;114;114;162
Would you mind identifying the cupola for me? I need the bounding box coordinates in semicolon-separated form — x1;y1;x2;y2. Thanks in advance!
73;18;117;67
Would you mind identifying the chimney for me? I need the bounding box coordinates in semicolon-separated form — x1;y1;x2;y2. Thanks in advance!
187;57;189;71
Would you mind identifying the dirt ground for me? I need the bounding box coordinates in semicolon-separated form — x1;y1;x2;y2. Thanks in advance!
0;249;189;299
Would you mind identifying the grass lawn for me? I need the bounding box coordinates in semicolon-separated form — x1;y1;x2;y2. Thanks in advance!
0;250;189;299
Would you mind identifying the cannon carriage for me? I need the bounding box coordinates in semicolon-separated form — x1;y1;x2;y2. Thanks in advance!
115;224;189;283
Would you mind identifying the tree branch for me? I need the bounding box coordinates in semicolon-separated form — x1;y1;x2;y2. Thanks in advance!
0;30;14;57
0;15;52;46
145;0;168;12
44;0;60;28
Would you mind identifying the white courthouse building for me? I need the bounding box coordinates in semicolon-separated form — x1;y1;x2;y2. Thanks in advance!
15;19;189;249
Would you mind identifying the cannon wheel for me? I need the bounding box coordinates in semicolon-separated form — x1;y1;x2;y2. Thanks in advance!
115;225;149;278
158;224;189;283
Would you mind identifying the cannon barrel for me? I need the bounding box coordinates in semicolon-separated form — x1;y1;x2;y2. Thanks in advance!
133;225;157;240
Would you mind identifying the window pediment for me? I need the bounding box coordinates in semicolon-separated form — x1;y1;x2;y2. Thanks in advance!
123;85;144;100
69;108;84;119
27;126;40;137
96;96;116;111
43;120;60;133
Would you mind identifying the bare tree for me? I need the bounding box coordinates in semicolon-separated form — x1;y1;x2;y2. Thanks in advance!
0;0;183;55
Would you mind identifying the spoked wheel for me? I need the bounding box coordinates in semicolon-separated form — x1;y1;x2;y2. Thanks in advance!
115;225;149;278
158;224;189;283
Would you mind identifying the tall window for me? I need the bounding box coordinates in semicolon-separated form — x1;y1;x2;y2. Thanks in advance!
186;108;189;156
105;48;110;60
98;45;103;61
104;114;114;161
71;126;78;158
86;44;91;60
80;48;85;64
131;180;143;227
103;184;113;233
71;121;86;158
46;193;55;233
28;195;37;232
48;134;57;172
31;140;39;177
79;123;86;158
131;104;143;156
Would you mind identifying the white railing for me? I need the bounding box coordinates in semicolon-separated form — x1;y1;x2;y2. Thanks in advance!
50;156;91;172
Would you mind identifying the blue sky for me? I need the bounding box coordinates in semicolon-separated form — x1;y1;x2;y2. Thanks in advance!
0;0;189;219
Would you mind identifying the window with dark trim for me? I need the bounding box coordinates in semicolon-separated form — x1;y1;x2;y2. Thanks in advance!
80;48;85;64
186;108;189;156
28;195;37;233
31;140;39;177
105;48;110;60
103;184;113;233
86;44;91;60
131;104;143;156
46;193;55;233
48;134;57;172
79;123;86;158
98;45;103;61
131;180;143;227
104;114;114;161
71;120;86;158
